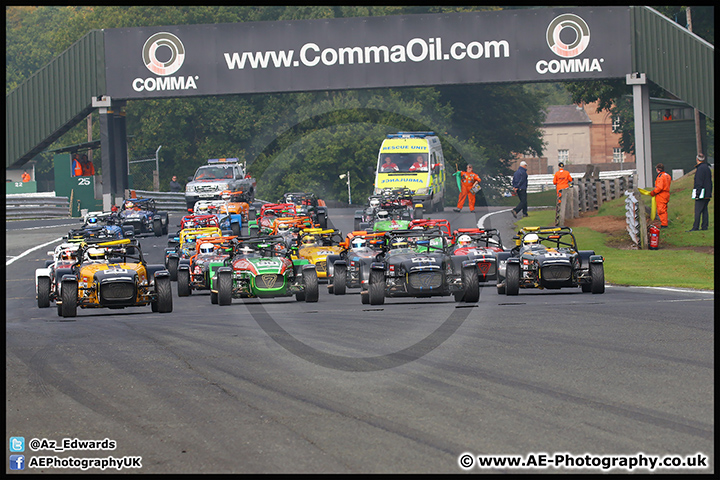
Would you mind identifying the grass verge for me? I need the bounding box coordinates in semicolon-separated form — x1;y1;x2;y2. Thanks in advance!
509;172;714;291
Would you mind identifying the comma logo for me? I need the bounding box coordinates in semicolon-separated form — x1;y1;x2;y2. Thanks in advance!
546;14;590;58
142;32;185;76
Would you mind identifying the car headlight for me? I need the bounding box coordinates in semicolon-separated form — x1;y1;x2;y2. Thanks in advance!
186;185;195;193
415;187;429;195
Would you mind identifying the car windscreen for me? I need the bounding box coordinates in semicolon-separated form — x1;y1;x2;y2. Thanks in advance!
194;166;233;180
377;153;428;173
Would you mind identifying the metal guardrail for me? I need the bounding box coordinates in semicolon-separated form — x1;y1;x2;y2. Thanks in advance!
128;189;187;213
6;193;71;219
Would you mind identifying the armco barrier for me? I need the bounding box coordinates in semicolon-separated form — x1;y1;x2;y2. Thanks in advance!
127;189;187;213
6;193;71;220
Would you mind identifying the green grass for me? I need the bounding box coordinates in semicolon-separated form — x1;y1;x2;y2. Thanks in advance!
511;172;714;291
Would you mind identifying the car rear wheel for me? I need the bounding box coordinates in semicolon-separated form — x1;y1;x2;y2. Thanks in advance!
505;263;520;296
153;218;163;237
333;263;347;295
360;289;370;304
462;266;480;302
231;222;241;237
368;269;385;305
37;277;51;308
60;280;77;317
177;269;191;297
218;271;233;305
590;263;605;294
303;268;319;302
155;275;173;313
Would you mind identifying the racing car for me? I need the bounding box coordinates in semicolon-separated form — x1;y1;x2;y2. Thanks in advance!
451;228;506;284
247;203;299;236
325;230;386;295
165;226;222;280
193;199;244;236
293;228;345;280
364;229;479;305
55;238;172;317
117;197;169;236
211;235;319;305
496;226;605;295
280;192;329;230
35;242;81;308
177;236;236;298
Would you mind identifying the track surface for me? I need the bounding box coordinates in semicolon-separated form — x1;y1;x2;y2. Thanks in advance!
6;208;714;473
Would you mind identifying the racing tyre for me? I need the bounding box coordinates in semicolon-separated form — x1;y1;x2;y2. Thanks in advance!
167;257;179;281
177;269;191;297
368;269;385;305
413;206;423;220
333;263;347;295
303;269;319;303
218;271;233;306
462;266;480;303
505;263;520;296
231;222;241;237
155;275;173;313
590;263;605;294
60;280;77;318
153;218;163;237
37;276;51;308
496;281;506;295
319;215;328;230
360;289;370;304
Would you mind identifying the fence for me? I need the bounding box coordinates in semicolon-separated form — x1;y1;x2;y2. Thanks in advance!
128;189;187;213
555;174;635;226
6;193;71;219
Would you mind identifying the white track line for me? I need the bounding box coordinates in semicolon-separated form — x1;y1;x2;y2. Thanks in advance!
6;237;64;266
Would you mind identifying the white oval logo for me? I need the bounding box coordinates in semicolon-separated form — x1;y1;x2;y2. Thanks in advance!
142;32;185;76
546;14;590;58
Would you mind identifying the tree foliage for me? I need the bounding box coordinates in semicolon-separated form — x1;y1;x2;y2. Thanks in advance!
12;5;664;202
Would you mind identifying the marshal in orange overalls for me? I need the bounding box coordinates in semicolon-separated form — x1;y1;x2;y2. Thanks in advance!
456;166;481;212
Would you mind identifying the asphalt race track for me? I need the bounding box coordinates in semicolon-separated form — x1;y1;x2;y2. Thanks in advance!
6;207;714;474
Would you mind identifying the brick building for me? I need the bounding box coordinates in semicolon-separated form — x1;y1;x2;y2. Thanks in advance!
511;101;635;176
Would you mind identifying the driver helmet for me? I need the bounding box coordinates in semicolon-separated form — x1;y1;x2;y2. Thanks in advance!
240;245;254;255
377;210;389;220
351;238;367;249
277;223;290;233
457;234;472;247
302;235;316;246
60;246;78;260
523;233;540;245
85;247;106;262
124;201;134;208
199;243;214;254
195;204;208;212
369;197;380;208
86;216;98;225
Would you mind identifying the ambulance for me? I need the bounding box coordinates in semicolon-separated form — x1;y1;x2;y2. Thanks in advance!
374;132;446;212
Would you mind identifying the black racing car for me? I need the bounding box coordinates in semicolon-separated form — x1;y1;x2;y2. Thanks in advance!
364;229;479;305
118;197;169;236
496;226;605;295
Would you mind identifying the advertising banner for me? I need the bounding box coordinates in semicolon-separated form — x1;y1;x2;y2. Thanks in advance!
104;7;632;99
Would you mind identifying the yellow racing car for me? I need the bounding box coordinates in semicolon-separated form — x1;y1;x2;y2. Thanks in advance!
294;228;345;280
56;238;173;317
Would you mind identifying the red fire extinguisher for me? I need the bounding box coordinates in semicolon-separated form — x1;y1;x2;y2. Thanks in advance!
648;224;660;250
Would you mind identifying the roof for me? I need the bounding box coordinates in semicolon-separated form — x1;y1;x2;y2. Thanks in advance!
543;105;592;126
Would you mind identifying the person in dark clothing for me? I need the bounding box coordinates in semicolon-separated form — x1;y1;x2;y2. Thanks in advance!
511;161;528;218
688;153;712;231
169;175;183;192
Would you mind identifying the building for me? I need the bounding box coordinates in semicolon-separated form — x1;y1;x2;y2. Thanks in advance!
511;101;635;176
